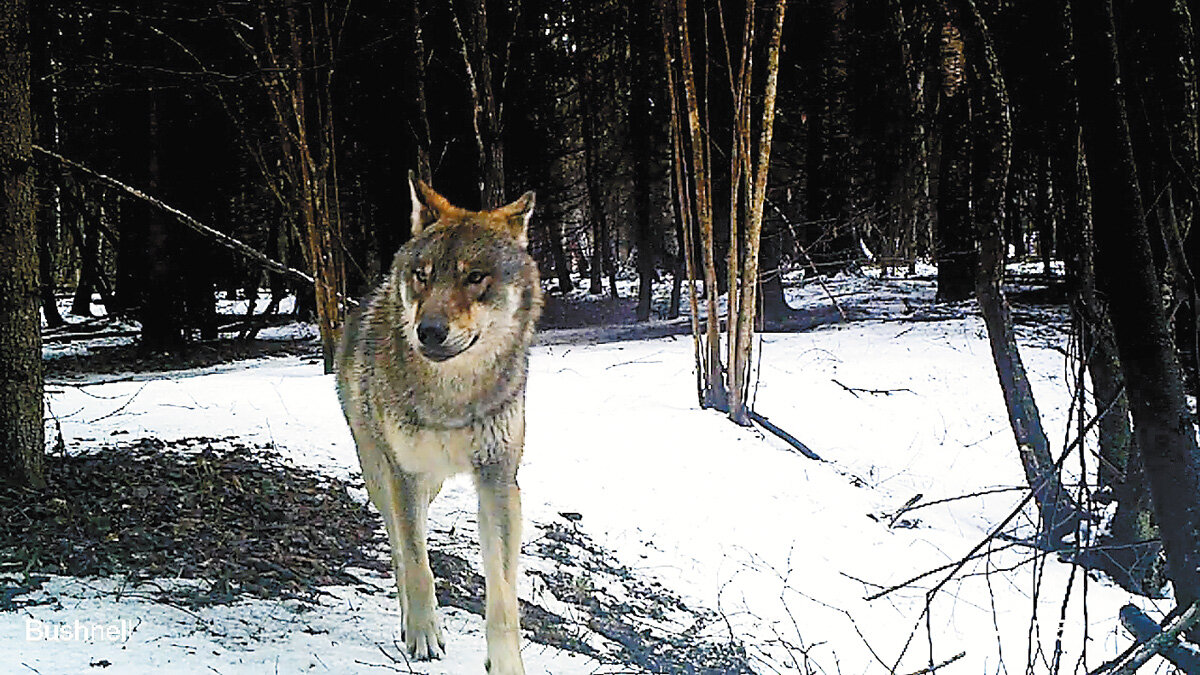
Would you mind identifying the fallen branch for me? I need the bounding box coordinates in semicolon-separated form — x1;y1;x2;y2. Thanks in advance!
33;145;322;293
87;383;149;423
864;541;1021;602
43;329;140;345
888;493;923;527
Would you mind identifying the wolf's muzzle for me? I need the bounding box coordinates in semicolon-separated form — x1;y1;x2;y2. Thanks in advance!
416;325;479;362
417;317;450;348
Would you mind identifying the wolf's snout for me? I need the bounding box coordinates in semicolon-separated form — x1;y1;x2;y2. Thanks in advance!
416;317;449;347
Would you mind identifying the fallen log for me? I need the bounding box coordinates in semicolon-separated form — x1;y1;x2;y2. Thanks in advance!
1090;601;1200;675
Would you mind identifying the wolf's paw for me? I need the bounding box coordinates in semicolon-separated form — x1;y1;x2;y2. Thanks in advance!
484;645;525;675
403;612;445;660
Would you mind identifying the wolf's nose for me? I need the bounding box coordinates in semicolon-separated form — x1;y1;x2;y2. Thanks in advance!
416;318;449;347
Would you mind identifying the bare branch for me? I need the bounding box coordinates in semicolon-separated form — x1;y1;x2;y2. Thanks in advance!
33;145;324;292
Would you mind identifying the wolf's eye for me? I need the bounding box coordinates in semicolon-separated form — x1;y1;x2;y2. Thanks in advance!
413;269;427;284
466;271;488;285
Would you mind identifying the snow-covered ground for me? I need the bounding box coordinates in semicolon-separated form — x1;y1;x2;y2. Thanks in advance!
9;271;1170;674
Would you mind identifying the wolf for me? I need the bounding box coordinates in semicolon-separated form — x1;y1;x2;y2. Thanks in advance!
336;173;542;675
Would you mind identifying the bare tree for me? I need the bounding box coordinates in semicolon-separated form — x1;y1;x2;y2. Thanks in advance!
207;0;349;372
661;1;707;402
664;0;787;424
408;0;433;184
806;0;858;270
451;0;510;209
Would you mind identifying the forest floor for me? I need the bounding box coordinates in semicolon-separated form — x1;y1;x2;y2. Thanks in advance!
4;264;1169;674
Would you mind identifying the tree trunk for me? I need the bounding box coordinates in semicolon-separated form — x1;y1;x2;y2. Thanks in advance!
113;170;143;317
138;84;185;351
729;0;788;426
1037;0;1158;593
0;0;45;488
38;210;63;328
473;0;503;209
582;81;608;297
280;1;345;373
1035;153;1054;278
886;0;930;274
759;227;791;322
526;0;575;295
31;0;62;329
672;0;726;409
62;186;111;316
935;13;975;303
661;0;707;404
70;207;97;317
454;0;504;209
183;239;218;341
407;0;433;184
540;197;575;295
1140;0;1200;414
806;0;857;271
962;0;1082;545
632;0;657;322
1075;0;1200;614
669;223;684;320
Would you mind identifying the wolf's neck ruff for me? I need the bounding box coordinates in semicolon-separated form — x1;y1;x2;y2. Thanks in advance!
385;323;529;431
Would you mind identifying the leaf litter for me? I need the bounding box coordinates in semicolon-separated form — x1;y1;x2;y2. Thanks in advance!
0;436;749;672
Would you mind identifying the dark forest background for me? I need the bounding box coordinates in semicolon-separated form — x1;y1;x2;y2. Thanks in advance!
18;0;1081;343
4;0;1200;650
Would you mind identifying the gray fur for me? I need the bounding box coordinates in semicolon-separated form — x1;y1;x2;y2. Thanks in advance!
336;178;541;674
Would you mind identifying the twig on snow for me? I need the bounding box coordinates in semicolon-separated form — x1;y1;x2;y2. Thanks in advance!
352;658;411;673
87;383;149;423
890;486;1027;518
350;642;416;673
832;378;914;398
888;494;924;528
902;651;966;675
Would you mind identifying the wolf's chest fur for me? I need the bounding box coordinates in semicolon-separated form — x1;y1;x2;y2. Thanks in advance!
378;398;524;477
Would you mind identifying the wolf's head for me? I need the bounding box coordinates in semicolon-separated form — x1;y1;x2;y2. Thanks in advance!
391;172;542;364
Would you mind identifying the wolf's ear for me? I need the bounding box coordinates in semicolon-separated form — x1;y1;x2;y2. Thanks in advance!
408;170;450;236
494;190;536;248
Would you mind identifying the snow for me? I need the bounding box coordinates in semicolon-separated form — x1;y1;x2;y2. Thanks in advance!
10;272;1170;674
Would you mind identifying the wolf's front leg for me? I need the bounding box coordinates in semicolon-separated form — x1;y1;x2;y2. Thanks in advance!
475;462;525;675
391;469;445;660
